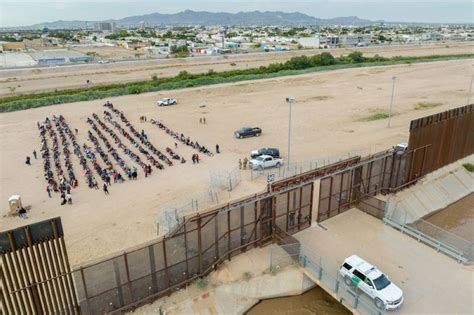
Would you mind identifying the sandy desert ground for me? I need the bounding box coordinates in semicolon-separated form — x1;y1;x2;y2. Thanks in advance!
0;42;472;96
0;58;472;267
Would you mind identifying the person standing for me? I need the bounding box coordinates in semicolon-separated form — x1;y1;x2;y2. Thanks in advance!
239;159;242;170
33;150;37;159
192;154;196;164
46;185;52;198
103;184;109;195
203;117;206;124
216;144;220;154
243;157;248;170
196;154;200;164
25;156;31;165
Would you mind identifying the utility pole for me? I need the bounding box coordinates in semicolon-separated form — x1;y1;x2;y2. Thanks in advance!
388;76;396;128
467;75;473;105
286;97;295;168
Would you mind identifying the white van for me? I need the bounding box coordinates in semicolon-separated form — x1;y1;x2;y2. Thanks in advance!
339;255;404;310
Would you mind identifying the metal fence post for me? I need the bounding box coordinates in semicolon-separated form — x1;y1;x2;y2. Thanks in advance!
270;249;273;269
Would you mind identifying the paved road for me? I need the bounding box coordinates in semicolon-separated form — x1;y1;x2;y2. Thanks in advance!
295;209;474;314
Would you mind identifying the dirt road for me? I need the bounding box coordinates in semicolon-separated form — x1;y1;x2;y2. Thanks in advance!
0;42;472;96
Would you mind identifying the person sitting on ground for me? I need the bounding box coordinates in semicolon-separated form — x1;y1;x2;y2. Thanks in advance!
66;193;72;205
17;206;27;219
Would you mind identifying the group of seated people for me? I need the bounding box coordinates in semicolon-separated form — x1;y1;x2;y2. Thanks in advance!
53;116;77;185
102;110;170;168
38;118;59;191
88;114;156;173
82;143;114;185
87;130;129;184
56;115;96;189
87;130;125;181
88;119;133;178
150;119;214;157
166;147;186;163
103;103;177;166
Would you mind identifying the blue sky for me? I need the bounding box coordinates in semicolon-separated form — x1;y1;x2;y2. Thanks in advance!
1;0;472;27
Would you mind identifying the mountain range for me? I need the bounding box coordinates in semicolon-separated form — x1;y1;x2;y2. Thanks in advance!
18;10;382;30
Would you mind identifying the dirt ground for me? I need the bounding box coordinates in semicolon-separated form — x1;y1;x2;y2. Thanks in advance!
0;42;472;96
0;58;472;267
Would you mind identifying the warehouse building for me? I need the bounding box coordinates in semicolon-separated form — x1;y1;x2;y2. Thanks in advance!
29;50;93;64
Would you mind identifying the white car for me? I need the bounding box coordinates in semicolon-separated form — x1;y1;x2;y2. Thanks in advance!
339;255;404;310
393;143;408;153
249;155;283;170
157;98;177;106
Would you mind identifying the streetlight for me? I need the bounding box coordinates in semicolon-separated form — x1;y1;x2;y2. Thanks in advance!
388;76;396;128
286;97;295;168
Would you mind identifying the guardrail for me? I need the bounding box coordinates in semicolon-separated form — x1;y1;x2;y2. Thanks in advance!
383;216;471;264
270;244;384;315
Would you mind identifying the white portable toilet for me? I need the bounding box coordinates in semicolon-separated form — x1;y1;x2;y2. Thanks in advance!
8;195;22;216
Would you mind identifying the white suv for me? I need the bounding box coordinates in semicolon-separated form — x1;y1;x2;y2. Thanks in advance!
157;98;177;106
339;255;404;310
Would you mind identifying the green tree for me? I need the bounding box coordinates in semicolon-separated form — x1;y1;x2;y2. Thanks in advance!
348;51;365;63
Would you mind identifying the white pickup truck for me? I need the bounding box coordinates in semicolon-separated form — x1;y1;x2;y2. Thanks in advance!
249;154;283;170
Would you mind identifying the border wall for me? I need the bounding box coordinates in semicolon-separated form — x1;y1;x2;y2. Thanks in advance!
408;104;473;177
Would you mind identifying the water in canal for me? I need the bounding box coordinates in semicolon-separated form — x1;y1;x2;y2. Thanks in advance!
423;193;474;242
246;286;350;315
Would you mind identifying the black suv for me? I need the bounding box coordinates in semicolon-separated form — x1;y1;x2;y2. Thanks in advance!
234;127;262;138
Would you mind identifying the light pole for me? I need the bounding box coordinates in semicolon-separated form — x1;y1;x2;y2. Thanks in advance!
286;97;295;168
388;76;396;128
467;75;473;105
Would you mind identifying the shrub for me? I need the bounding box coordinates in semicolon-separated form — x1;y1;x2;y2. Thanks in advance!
414;102;442;110
242;271;253;281
195;277;209;289
348;51;365;63
361;112;390;121
462;163;474;172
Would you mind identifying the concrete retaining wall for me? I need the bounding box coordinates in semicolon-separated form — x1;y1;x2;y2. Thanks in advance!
386;154;473;224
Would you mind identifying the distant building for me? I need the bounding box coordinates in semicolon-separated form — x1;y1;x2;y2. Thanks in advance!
29;50;93;64
0;42;26;52
94;22;116;32
297;37;321;48
326;35;340;46
421;32;442;41
340;34;372;47
139;21;145;31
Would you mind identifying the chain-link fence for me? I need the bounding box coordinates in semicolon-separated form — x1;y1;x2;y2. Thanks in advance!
210;166;241;191
249;147;388;182
157;189;232;235
384;203;473;263
270;243;384;315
